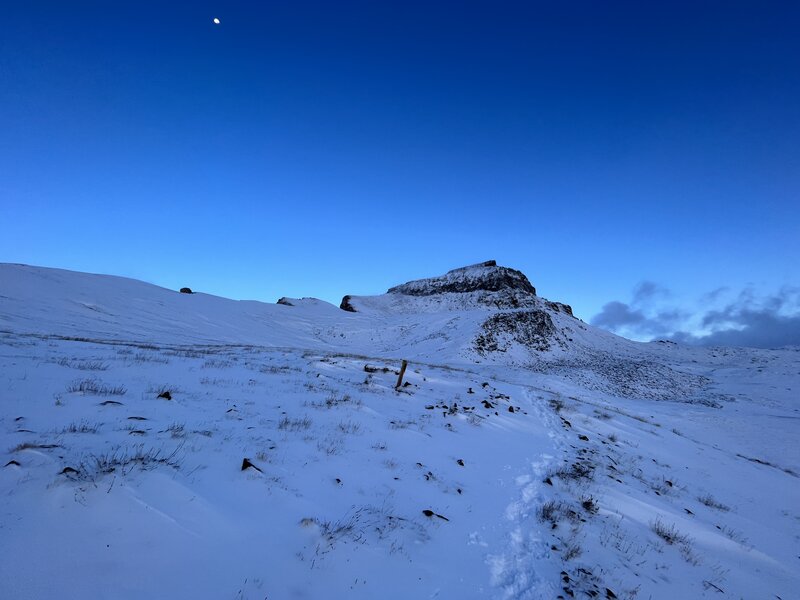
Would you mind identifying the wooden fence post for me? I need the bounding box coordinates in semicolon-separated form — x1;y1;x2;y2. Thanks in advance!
395;360;408;389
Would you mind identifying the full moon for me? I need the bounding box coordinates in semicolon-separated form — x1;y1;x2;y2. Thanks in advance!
213;17;220;24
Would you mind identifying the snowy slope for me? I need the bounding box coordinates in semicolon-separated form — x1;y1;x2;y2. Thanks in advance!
1;262;798;600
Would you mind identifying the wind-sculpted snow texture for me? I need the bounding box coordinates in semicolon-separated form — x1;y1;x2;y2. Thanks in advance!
0;262;798;600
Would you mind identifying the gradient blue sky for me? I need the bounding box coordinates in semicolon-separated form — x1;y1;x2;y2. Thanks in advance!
2;1;798;335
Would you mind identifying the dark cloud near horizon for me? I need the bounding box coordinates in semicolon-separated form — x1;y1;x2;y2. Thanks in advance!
591;284;800;349
591;301;683;337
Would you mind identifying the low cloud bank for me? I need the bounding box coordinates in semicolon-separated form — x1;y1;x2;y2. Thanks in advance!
592;284;800;349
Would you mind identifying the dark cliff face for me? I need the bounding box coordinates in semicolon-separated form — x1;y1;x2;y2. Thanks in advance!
387;261;536;297
474;310;560;355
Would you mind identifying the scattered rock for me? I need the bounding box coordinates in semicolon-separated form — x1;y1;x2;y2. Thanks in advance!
578;434;589;441
60;466;79;475
422;509;450;521
179;287;193;294
456;459;465;466
157;391;172;400
508;406;515;413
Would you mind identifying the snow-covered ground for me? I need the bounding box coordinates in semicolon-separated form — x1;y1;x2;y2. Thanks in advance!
1;262;798;599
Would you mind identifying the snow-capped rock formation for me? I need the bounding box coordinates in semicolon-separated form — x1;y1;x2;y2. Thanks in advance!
388;260;536;297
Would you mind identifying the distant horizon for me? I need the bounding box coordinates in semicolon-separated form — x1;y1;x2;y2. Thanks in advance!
4;258;798;350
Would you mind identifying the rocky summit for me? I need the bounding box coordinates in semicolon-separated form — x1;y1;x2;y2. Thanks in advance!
386;260;537;297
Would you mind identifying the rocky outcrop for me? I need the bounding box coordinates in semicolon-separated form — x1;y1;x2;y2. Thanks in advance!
340;295;357;312
545;300;573;317
388;261;536;297
377;260;545;311
474;310;560;355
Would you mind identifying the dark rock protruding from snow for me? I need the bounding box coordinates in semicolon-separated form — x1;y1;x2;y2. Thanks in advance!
179;287;193;294
545;300;574;317
388;261;536;297
474;310;560;354
340;295;357;312
277;297;294;306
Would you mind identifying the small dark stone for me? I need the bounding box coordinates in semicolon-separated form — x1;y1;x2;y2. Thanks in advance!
606;589;618;599
157;391;172;400
179;287;193;294
241;458;263;473
422;509;449;521
456;459;465;466
508;406;515;413
467;387;474;394
578;434;589;441
60;466;79;475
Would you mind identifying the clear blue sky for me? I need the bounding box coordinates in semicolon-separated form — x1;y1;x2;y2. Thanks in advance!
2;1;798;331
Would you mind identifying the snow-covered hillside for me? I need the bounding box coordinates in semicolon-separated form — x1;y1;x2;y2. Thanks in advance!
1;262;798;599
